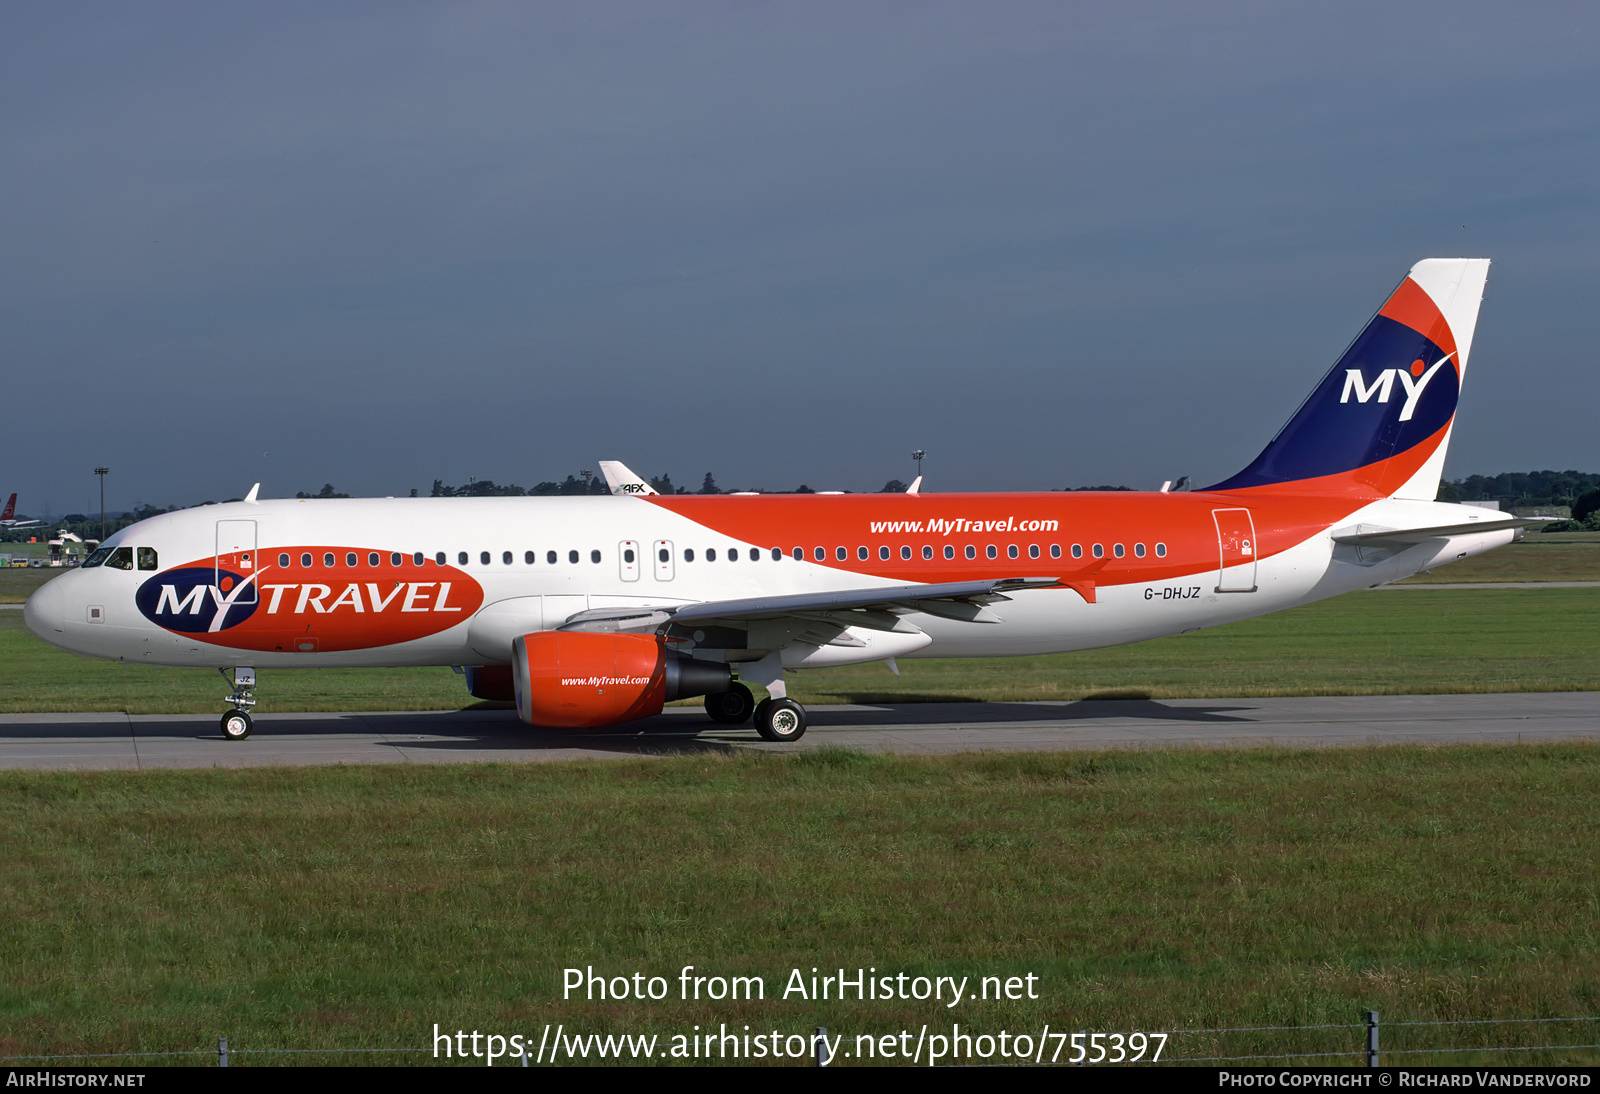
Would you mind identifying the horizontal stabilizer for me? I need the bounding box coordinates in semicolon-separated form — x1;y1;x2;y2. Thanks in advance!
1331;518;1532;548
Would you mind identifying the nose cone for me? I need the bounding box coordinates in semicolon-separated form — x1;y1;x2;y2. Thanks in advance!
23;575;67;644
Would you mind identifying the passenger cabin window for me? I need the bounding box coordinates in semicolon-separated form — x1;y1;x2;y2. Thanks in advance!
302;553;313;567
413;552;424;566
965;545;976;559
707;548;717;562
1028;545;1039;559
369;552;380;567
392;552;403;566
1135;543;1146;558
836;547;847;561
458;552;468;565
986;545;997;559
590;549;601;564
662;548;672;563
568;550;579;564
684;548;695;562
346;553;358;567
324;553;336;567
793;547;804;560
749;548;759;562
279;553;290;568
547;551;558;564
1113;544;1125;558
1072;544;1083;559
526;551;536;564
815;547;825;561
1007;545;1019;559
1050;545;1061;559
480;552;491;565
944;545;955;560
923;545;934;560
436;552;447;565
624;548;635;563
1156;543;1168;557
727;549;737;563
503;551;513;565
1092;544;1104;559
772;547;782;561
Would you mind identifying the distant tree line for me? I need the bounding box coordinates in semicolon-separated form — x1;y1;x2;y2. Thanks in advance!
1436;470;1598;508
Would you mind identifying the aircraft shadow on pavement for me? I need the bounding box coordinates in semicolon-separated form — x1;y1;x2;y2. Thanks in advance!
0;699;1260;761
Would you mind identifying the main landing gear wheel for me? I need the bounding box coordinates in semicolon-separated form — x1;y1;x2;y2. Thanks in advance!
705;682;756;725
754;698;807;743
220;709;253;741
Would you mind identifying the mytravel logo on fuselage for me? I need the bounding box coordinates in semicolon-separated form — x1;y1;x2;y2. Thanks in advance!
135;549;486;652
135;566;262;633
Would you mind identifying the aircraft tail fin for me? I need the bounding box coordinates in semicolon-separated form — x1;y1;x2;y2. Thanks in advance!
1206;259;1490;500
598;461;658;496
0;494;14;522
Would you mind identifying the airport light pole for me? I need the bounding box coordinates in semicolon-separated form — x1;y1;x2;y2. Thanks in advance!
911;450;926;479
94;467;109;544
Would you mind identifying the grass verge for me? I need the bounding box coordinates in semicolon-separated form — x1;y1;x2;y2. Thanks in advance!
1;746;1596;1066
3;587;1594;714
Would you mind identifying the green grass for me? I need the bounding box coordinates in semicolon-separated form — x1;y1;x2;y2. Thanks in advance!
1;747;1597;1065
795;587;1600;703
2;587;1594;714
1396;530;1600;583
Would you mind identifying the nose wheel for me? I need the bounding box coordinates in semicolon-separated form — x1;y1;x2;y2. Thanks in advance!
221;709;253;740
220;667;257;741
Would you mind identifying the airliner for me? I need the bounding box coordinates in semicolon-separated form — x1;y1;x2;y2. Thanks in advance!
25;259;1523;743
1;494;45;529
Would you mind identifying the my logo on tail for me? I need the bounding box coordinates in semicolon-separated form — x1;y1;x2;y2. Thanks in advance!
1339;352;1456;422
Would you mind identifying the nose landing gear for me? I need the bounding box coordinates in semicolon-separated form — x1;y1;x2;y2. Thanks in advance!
220;667;256;740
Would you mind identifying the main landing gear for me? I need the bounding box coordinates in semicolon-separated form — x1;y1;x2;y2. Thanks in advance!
705;682;756;725
704;653;809;743
220;667;256;741
753;697;807;743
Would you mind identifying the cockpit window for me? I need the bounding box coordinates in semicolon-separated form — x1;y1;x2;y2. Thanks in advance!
137;547;158;571
106;547;135;571
82;547;112;569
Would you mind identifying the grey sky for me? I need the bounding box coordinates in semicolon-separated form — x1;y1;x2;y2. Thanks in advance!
3;2;1596;516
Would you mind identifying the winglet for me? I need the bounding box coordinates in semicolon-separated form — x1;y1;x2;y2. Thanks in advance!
244;483;260;504
598;461;657;496
906;476;922;495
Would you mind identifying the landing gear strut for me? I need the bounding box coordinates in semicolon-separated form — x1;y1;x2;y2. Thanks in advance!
220;667;256;741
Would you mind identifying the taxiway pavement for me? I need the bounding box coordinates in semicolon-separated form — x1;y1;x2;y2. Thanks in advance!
0;692;1593;770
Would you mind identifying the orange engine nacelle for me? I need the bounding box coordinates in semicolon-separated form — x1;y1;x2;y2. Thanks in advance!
511;631;731;728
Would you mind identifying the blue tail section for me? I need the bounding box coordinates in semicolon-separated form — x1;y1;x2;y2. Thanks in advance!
1206;259;1489;499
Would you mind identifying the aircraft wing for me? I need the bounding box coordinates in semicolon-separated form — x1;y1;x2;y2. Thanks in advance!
557;576;1061;633
1330;518;1533;548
